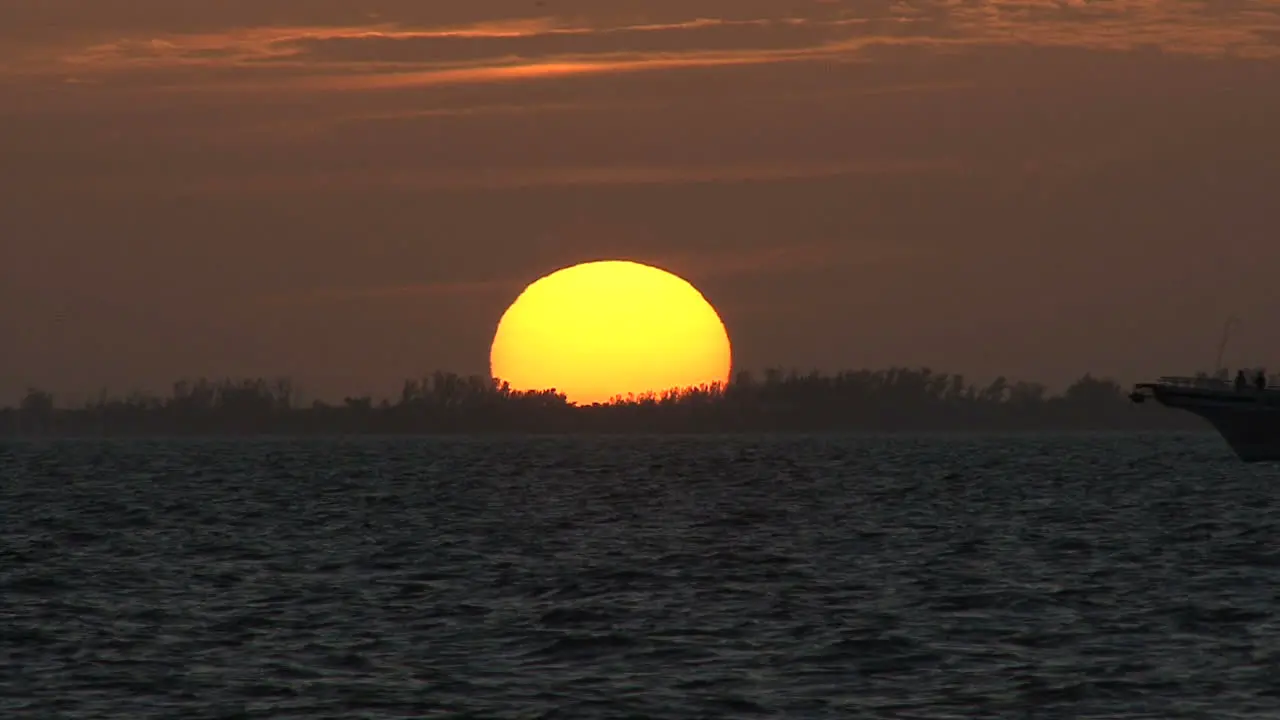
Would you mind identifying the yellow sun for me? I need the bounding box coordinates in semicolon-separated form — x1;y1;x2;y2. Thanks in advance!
490;260;732;405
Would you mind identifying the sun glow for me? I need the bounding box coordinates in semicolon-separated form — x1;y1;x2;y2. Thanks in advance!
490;260;732;405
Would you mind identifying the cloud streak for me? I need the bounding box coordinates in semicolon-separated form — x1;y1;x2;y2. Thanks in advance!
652;240;928;283
256;238;924;311
258;278;518;309
45;17;851;74
40;157;965;198
13;1;1277;93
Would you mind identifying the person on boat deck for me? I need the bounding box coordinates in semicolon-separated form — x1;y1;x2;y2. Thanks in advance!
1256;369;1268;391
1236;370;1249;391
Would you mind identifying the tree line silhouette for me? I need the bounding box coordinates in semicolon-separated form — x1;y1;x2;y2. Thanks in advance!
1;367;1201;436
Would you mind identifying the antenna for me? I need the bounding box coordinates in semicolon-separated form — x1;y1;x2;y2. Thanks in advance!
1214;314;1240;377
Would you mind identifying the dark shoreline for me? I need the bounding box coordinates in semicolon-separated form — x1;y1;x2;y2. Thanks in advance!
1;417;1204;440
3;367;1206;438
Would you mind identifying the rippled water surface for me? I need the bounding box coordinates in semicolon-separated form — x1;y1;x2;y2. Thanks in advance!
5;433;1280;718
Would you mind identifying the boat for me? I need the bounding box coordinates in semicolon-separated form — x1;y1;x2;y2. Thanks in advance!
1129;374;1280;461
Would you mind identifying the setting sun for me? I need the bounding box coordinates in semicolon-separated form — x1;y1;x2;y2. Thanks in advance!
490;260;732;405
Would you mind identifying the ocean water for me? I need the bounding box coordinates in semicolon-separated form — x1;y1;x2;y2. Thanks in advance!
4;432;1280;718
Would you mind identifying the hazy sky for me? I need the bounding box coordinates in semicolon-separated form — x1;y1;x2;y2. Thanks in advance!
4;0;1280;403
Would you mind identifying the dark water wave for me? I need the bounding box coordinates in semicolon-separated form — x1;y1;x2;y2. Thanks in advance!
4;432;1279;718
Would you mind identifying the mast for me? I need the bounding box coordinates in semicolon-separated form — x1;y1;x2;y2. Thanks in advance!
1214;314;1240;378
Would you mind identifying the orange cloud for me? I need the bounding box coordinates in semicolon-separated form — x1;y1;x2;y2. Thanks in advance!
49;17;841;73
12;2;1273;93
291;52;818;93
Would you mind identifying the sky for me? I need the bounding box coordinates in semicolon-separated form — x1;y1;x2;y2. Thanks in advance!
3;0;1280;404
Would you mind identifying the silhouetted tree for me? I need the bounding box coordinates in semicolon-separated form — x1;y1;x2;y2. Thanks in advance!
18;387;55;434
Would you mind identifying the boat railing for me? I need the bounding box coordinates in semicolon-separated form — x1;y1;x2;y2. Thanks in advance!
1150;375;1278;392
1154;375;1231;389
